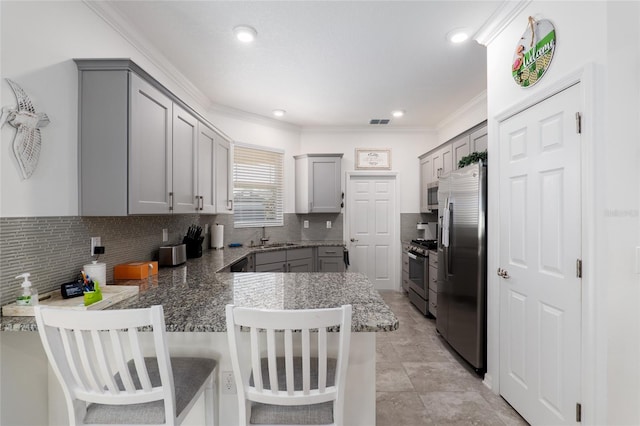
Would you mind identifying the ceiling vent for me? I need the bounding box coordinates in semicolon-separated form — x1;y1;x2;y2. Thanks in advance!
369;119;390;125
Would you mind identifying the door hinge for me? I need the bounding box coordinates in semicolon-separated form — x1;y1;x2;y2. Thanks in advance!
576;259;583;278
576;402;582;422
575;112;582;134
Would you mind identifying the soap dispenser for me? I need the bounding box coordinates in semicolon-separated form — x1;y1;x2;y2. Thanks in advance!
15;273;38;306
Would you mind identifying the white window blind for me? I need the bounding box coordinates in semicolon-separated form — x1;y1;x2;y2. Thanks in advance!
233;144;284;228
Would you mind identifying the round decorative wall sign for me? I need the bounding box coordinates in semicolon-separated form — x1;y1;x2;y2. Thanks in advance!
512;17;556;87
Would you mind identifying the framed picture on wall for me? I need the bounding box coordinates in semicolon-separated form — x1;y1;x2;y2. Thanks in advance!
355;148;391;170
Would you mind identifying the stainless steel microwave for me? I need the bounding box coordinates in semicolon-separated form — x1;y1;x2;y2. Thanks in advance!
427;181;439;211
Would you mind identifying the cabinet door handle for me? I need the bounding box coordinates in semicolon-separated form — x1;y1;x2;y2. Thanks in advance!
201;196;204;210
169;192;174;211
195;195;200;211
228;199;233;210
319;259;323;270
283;263;287;272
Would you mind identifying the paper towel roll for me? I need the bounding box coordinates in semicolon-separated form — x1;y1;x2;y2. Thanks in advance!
84;261;107;287
211;224;224;249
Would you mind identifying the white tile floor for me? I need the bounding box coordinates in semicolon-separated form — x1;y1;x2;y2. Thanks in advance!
376;291;529;425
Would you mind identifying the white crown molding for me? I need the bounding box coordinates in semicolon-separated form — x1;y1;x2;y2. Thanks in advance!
474;0;532;46
82;0;212;110
301;126;436;135
208;103;302;133
436;91;487;132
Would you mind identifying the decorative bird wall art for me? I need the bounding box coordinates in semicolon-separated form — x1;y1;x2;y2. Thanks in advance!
1;79;50;179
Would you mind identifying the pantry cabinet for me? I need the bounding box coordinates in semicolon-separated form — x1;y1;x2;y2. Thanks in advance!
75;59;233;216
470;126;488;153
294;154;343;214
452;134;471;171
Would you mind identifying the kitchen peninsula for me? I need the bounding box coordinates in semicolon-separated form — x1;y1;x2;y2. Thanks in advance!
0;247;398;425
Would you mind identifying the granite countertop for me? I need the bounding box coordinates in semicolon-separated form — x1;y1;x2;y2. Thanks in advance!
1;241;398;333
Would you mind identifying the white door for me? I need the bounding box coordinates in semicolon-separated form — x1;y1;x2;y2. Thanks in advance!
347;174;397;290
498;83;582;425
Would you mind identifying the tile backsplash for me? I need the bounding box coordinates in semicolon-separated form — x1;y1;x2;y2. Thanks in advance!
0;213;344;307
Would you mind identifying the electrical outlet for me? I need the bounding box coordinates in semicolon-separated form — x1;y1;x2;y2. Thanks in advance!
162;229;168;242
204;224;209;234
326;221;332;229
222;371;236;394
303;220;309;229
90;237;101;256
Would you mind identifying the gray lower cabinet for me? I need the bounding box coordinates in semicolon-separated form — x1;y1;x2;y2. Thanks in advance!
402;243;410;292
428;250;438;317
317;246;345;272
254;248;314;272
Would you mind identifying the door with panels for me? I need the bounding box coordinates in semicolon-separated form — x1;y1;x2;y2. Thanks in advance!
215;137;234;213
498;83;582;425
347;175;397;290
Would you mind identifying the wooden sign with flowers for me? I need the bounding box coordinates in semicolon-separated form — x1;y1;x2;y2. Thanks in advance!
512;17;556;87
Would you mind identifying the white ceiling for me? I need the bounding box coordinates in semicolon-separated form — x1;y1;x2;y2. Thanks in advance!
101;1;502;129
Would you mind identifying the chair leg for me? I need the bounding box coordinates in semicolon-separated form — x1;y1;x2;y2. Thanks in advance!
204;371;217;426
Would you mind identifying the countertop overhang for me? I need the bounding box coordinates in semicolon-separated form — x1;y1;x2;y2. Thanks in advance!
1;243;398;333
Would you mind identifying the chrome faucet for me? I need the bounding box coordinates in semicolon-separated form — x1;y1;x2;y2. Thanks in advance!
260;226;269;245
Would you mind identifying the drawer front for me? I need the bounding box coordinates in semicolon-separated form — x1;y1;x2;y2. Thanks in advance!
255;250;286;266
287;247;313;261
428;251;438;267
402;270;409;291
428;288;437;317
318;246;343;257
429;266;438;291
255;261;287;272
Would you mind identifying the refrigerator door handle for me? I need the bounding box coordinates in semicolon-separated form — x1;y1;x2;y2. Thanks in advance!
446;202;453;275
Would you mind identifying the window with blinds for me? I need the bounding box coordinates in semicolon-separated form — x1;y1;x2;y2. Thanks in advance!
233;144;284;228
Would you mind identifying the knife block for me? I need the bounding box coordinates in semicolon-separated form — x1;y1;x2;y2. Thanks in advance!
183;236;204;259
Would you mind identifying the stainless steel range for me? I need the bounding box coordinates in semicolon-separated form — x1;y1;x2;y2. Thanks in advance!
406;239;437;316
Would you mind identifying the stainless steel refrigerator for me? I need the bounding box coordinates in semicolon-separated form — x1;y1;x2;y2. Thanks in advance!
436;161;487;372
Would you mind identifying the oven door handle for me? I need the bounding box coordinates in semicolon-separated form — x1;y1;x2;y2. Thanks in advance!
408;252;418;260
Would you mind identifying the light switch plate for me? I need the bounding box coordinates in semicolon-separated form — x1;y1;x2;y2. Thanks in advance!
303;220;309;229
326;221;332;229
162;229;168;242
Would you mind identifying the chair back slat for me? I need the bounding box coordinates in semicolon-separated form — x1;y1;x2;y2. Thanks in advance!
74;329;103;393
59;328;89;392
301;328;311;394
250;327;263;391
284;329;294;395
318;328;327;392
91;329;119;394
128;328;153;391
226;304;352;425
109;329;137;393
266;329;279;393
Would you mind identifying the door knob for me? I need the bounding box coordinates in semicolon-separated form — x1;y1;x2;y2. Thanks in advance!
497;268;511;279
350;238;358;242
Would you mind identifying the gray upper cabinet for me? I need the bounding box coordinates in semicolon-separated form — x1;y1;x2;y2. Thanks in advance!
419;154;432;212
172;104;199;213
294;154;343;214
197;124;216;214
75;59;233;216
452;134;471;171
215;137;233;214
470;126;488;153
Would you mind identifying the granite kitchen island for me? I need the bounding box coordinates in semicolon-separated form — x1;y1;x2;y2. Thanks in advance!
1;263;398;425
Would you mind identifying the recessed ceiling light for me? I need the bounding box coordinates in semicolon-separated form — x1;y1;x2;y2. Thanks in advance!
391;110;405;118
233;25;257;43
447;28;469;44
272;109;286;117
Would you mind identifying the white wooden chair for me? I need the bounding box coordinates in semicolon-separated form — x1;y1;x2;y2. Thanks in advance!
34;305;217;426
225;304;352;426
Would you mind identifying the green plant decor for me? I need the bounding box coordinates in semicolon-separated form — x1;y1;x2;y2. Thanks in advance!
458;150;487;169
